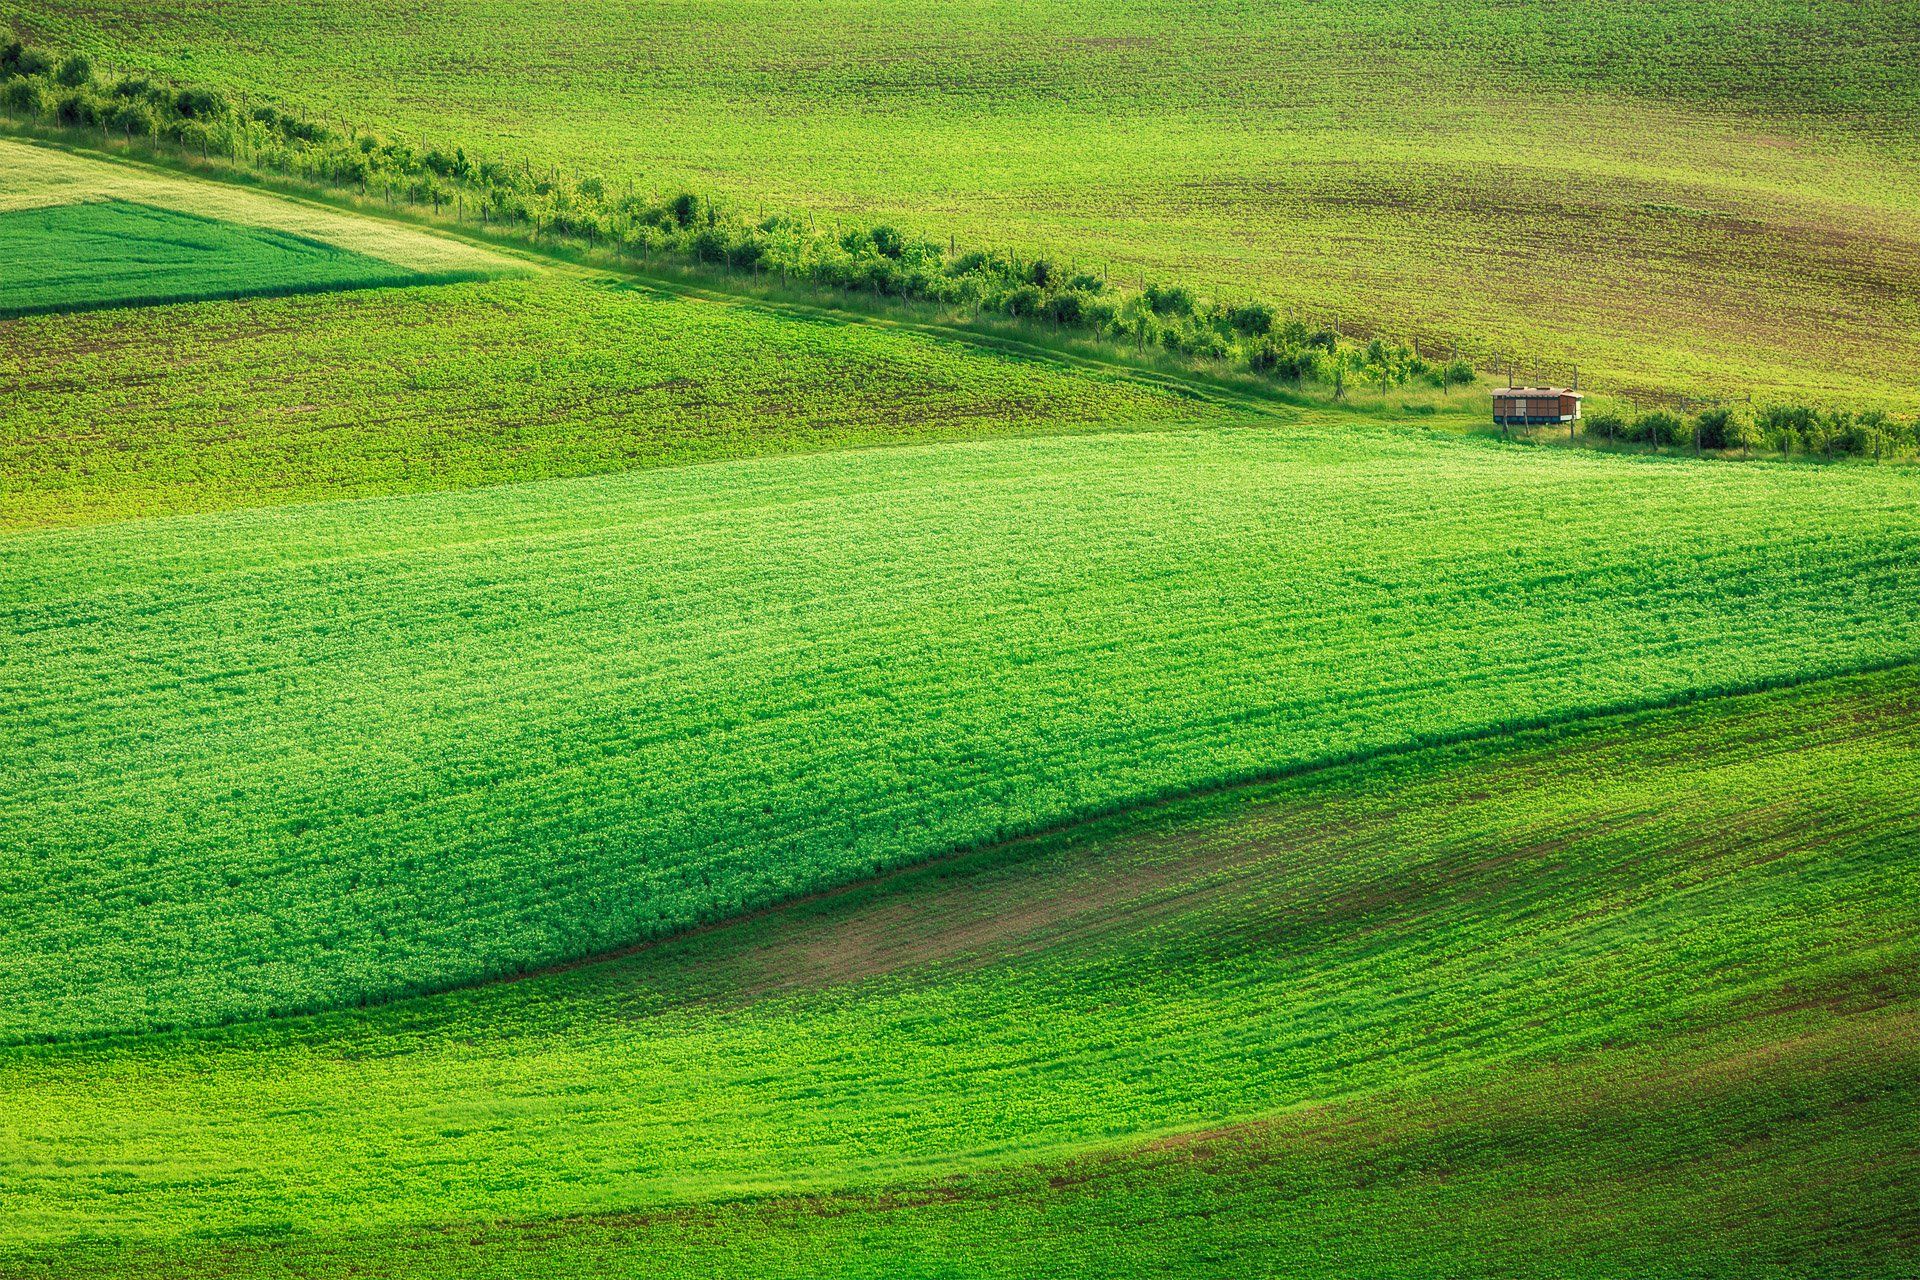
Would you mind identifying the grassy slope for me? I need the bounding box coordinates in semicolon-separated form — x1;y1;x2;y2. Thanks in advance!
5;0;1918;403
0;120;1912;1279
2;666;1915;1272
6;423;1920;1040
0;138;1253;529
0;269;1236;528
0;198;484;316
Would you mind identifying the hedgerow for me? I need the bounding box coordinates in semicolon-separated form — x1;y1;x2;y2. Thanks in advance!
1583;403;1920;459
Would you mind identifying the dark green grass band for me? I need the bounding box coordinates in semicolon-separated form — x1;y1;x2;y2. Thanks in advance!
0;198;487;316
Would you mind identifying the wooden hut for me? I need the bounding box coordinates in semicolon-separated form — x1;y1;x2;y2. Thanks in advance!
1492;386;1582;428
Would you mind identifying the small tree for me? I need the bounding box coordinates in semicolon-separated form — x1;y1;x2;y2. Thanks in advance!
1633;410;1682;452
1692;406;1734;451
1439;358;1473;397
1116;293;1156;353
172;85;227;120
1856;410;1892;462
1585;410;1624;448
1143;282;1193;318
1757;404;1805;457
1329;349;1361;403
1003;284;1043;318
108;99;154;141
52;90;94;128
1821;410;1853;460
1;42;49;80
1274;345;1314;388
1367;349;1405;403
1802;411;1837;460
1725;413;1762;458
1;77;38;122
1227;301;1273;336
53;53;91;88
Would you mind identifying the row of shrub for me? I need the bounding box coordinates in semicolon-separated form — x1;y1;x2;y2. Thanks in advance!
1582;404;1920;460
1;40;1480;397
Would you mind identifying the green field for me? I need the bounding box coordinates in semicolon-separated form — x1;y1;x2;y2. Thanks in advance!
7;423;1920;1040
2;666;1914;1272
2;13;1917;1277
0;143;1247;529
6;0;1919;403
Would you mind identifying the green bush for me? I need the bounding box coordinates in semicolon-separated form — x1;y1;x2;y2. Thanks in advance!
53;53;90;87
1227;301;1274;336
1758;404;1815;455
1627;410;1683;446
1143;282;1193;317
1584;411;1626;445
1046;290;1085;325
1692;406;1734;450
0;39;50;79
1003;284;1044;318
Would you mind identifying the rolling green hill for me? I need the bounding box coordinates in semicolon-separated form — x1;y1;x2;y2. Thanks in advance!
7;423;1920;1040
3;665;1914;1273
5;0;1918;403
